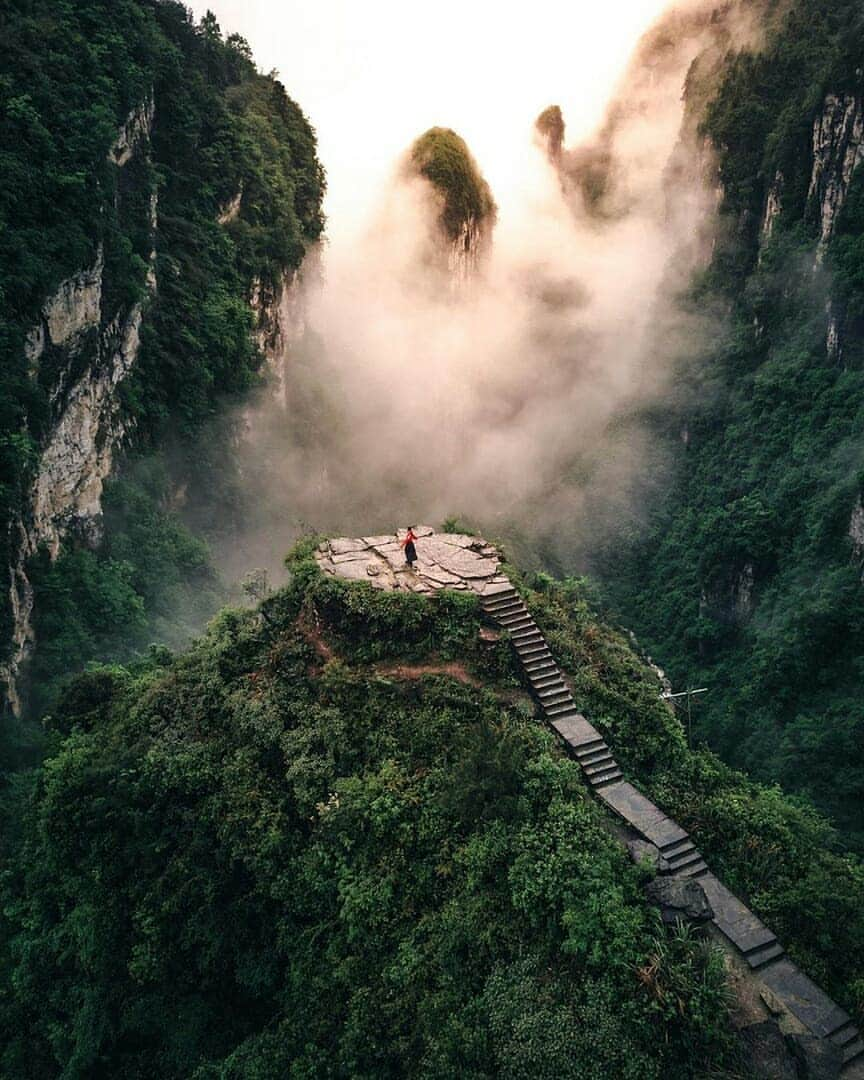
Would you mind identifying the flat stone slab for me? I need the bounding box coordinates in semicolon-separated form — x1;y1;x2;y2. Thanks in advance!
760;960;851;1039
698;873;777;956
551;713;603;748
597;781;689;851
316;529;502;596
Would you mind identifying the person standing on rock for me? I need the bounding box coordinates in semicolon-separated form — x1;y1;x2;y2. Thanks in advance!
401;527;418;569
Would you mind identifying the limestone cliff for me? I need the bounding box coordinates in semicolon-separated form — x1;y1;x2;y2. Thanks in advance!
249;255;317;411
1;103;316;714
1;102;157;714
808;92;864;258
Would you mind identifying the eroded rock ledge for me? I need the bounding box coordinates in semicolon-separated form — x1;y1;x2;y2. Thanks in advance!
316;528;509;596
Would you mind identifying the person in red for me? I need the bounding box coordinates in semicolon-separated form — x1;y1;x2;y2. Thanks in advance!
401;526;418;569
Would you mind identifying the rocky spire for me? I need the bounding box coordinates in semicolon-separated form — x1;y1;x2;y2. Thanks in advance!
406;127;497;285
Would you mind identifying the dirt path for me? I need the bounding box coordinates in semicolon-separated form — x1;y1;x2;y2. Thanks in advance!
372;661;482;687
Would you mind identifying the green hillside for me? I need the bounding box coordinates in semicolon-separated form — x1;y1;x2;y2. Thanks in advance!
0;1;324;733
0;541;861;1076
601;0;864;849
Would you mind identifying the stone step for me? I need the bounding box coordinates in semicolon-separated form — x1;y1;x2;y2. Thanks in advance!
678;860;710;880
502;618;536;634
492;611;528;626
668;850;706;875
830;1022;859;1050
583;757;618;777
515;636;547;651
665;844;698;869
530;671;565;688
843;1038;864;1066
512;628;544;645
745;941;785;971
573;737;607;758
660;836;694;859
535;695;570;712
533;682;568;700
540;691;573;709
589;768;624;789
482;583;518;598
545;701;580;719
490;610;527;625
524;656;557;671
526;665;558;682
536;680;568;697
483;594;520;614
576;745;613;767
517;643;552;660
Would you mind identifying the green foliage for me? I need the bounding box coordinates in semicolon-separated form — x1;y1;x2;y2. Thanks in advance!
410;127;497;240
27;462;225;718
0;0;324;681
0;569;736;1078
602;0;864;848
514;573;864;1021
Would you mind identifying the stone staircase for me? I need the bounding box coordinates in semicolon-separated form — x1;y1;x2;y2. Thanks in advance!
481;581;864;1073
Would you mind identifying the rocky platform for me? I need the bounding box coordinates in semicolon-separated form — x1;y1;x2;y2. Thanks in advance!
316;528;509;596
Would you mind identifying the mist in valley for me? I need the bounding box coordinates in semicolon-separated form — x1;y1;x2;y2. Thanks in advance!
189;0;763;587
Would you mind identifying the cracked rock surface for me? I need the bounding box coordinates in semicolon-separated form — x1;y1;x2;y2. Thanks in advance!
316;528;509;596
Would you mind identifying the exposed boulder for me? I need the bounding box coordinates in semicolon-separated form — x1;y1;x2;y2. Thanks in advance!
645;876;713;926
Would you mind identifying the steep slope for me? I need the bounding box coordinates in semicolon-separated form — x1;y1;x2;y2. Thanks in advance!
0;2;324;729
0;539;861;1077
600;0;864;848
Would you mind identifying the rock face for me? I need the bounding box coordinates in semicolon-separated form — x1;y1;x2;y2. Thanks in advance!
249;254;315;410
808;92;864;259
850;497;864;574
316;529;507;597
760;170;783;249
805;91;864;361
1;100;157;715
645;876;714;926
446;216;487;287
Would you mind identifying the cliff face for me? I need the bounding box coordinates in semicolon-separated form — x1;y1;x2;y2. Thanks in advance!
1;102;157;714
250;263;313;411
808;92;864;258
602;0;864;846
0;5;325;719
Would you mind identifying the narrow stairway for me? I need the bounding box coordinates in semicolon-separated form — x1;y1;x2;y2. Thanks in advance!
480;581;864;1073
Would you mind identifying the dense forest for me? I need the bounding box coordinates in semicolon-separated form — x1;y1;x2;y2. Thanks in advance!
602;0;864;851
1;540;861;1076
3;0;864;1074
0;0;324;741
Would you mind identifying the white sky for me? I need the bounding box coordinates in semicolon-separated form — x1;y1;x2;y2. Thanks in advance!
189;1;672;241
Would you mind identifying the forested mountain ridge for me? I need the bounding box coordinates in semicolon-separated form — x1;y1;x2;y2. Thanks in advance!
1;540;861;1077
601;0;864;849
0;0;324;731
